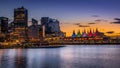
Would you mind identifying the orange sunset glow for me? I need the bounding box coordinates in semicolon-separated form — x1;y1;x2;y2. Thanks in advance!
60;21;120;37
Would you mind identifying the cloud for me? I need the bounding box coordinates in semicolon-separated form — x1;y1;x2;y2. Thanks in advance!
106;31;114;34
74;23;80;26
102;20;108;22
92;15;100;17
78;25;90;27
74;23;90;27
95;19;108;22
111;18;120;24
111;22;120;24
95;19;101;22
88;23;96;24
60;22;72;24
114;18;120;20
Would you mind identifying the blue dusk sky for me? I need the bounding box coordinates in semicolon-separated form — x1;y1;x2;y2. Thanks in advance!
0;0;120;36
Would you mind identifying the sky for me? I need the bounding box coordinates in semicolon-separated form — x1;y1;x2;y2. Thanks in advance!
0;0;120;36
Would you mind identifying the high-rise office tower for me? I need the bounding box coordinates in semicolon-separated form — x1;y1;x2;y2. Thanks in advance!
28;18;40;42
41;17;61;34
41;17;50;34
13;6;28;42
0;17;8;34
41;17;49;25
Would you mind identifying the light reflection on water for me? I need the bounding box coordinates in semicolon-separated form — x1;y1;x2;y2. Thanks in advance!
0;45;120;68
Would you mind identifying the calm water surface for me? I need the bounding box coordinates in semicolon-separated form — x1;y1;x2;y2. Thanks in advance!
0;45;120;68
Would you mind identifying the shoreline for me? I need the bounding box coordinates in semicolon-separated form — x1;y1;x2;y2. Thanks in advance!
0;43;120;49
48;43;120;45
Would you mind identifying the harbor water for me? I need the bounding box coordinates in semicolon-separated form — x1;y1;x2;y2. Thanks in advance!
0;45;120;68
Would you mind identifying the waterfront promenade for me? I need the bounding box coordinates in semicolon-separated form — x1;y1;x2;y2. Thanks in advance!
0;42;120;49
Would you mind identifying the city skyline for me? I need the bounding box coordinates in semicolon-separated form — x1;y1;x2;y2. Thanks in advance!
1;0;120;36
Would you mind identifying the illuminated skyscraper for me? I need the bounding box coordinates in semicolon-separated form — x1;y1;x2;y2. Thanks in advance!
41;17;62;37
41;17;49;26
14;6;28;27
13;6;28;42
41;17;51;34
28;18;40;42
48;18;60;33
0;17;8;34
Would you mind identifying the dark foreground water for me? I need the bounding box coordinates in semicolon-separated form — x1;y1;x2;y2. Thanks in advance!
0;45;120;68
